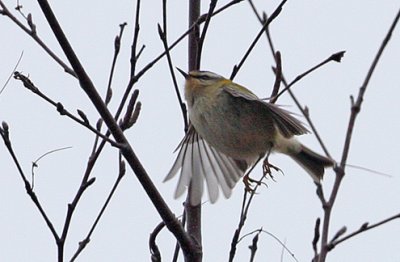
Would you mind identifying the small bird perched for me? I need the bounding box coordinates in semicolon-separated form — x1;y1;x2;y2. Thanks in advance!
165;69;334;206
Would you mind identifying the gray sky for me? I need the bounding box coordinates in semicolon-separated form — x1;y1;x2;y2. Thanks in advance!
1;0;399;261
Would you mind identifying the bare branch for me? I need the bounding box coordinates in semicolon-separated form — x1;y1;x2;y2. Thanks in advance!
196;0;218;69
328;213;400;250
271;51;345;102
158;0;188;131
237;228;298;262
35;0;195;257
261;10;333;159
229;172;266;262
312;218;321;260
132;0;243;84
149;222;166;262
13;71;121;148
0;1;76;76
130;0;141;77
105;23;127;106
269;51;282;103
0;122;60;244
317;8;400;262
69;158;127;261
230;0;287;80
248;231;260;262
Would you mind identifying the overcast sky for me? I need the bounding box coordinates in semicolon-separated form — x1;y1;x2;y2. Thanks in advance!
1;1;400;261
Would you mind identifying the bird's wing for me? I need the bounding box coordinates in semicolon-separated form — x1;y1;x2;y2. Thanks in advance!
223;85;308;137
164;125;247;206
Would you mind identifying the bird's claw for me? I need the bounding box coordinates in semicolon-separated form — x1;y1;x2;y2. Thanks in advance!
262;159;281;182
243;174;262;192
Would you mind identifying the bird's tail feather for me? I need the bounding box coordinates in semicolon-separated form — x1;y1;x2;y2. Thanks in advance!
290;145;334;182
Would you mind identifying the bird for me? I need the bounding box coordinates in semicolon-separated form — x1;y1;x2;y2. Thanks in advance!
164;69;334;206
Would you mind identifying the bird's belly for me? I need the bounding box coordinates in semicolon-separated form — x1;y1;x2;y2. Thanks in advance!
190;97;275;162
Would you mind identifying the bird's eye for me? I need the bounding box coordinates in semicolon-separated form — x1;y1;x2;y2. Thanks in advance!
197;74;212;80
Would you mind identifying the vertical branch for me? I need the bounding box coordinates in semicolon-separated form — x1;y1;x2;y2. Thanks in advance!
196;0;218;69
130;0;141;77
317;8;400;262
186;1;203;262
188;1;200;71
159;0;188;131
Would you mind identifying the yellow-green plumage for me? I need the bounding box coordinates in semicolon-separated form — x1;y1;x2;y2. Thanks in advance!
165;70;334;206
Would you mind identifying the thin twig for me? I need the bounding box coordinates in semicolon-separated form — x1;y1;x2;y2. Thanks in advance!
196;0;218;69
13;71;121;148
248;230;260;262
269;51;282;103
159;0;188;131
105;23;127;106
0;51;23;96
271;51;345;102
69;158;126;261
256;7;333;159
328;212;400;250
312;217;321;260
0;122;60;244
0;1;76;77
317;8;400;262
131;0;243;84
36;0;195;257
130;0;141;77
236;228;298;262
229;172;266;262
230;0;287;80
31;146;72;189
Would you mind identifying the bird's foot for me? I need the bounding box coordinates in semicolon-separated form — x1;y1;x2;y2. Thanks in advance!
242;174;262;192
262;158;281;181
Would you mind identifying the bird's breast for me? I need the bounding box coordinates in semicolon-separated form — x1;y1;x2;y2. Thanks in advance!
189;92;276;162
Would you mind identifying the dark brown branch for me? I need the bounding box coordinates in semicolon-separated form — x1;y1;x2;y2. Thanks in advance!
248;231;260;262
35;0;196;257
130;0;141;77
196;0;218;69
149;221;166;262
312;218;321;261
172;209;186;262
159;0;188;131
269;51;282;103
105;23;127;106
184;0;204;261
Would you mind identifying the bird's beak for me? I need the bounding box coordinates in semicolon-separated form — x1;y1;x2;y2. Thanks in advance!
176;67;189;79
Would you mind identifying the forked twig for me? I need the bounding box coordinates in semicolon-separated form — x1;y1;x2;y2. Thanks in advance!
317;8;400;262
